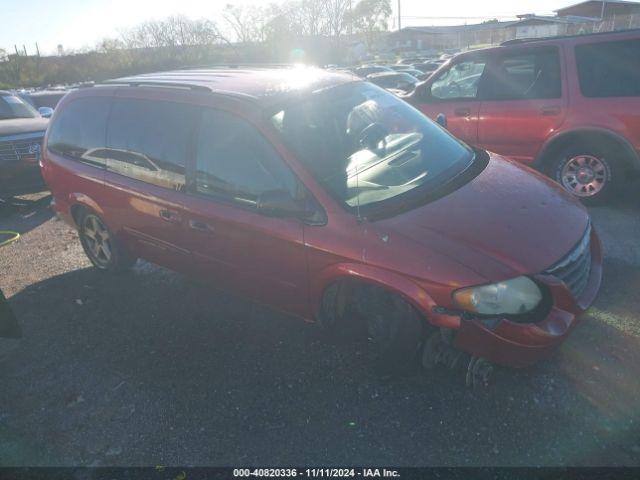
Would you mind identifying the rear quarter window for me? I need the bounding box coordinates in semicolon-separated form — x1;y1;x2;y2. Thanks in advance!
47;96;111;167
575;39;640;98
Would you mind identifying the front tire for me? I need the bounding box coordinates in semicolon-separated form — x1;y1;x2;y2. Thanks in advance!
545;144;616;205
78;210;136;273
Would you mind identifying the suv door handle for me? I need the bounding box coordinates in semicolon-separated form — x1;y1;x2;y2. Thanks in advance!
189;219;214;233
540;106;561;116
159;209;182;224
454;107;471;117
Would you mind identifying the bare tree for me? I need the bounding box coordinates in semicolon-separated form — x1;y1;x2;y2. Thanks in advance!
223;4;271;43
348;0;392;48
121;16;227;49
325;0;352;38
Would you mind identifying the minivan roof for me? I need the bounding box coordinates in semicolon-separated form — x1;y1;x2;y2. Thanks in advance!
101;67;358;106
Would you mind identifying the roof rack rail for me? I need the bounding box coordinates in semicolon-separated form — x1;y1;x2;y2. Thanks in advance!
500;27;640;46
100;80;210;92
182;63;299;69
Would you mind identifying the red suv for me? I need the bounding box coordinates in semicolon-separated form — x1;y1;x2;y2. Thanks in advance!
41;68;602;377
408;29;640;203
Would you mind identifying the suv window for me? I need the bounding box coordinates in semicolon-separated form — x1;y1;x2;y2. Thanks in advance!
194;109;297;206
484;48;561;101
430;59;487;100
105;98;196;191
47;97;111;167
194;109;297;205
0;94;39;119
576;39;640;98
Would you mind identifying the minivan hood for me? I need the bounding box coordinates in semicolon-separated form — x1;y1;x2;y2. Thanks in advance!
0;117;48;137
376;154;590;282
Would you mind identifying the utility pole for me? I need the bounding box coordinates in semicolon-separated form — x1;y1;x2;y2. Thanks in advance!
397;0;402;30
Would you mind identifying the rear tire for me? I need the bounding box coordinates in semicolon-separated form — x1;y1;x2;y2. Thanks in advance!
78;210;137;274
544;144;617;205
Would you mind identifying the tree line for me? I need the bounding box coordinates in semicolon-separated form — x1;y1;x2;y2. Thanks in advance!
0;0;392;89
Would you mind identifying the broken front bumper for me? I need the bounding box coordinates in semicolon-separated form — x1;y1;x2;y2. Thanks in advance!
451;227;603;368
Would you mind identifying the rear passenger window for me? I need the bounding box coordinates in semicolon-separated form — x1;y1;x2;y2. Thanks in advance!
430;60;487;100
47;97;111;167
576;39;640;98
194;109;297;206
484;48;561;101
105;98;196;191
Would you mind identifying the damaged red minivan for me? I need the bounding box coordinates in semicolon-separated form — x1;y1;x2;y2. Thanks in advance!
41;68;602;379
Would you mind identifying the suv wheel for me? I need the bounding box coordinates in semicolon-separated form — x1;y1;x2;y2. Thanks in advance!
547;145;615;204
78;210;137;273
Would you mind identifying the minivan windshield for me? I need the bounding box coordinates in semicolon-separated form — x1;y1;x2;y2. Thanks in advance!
0;94;39;119
271;82;474;211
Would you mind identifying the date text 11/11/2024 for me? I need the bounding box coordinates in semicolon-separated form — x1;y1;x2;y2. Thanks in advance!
233;468;401;477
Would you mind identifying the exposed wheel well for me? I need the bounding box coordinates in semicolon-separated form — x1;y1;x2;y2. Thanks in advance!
70;204;89;228
319;277;431;332
538;130;639;175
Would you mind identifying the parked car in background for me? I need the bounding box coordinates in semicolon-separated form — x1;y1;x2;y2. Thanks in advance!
407;29;640;203
0;91;48;198
20;89;69;110
396;68;431;81
42;68;601;374
352;65;393;78
366;71;420;94
412;62;443;76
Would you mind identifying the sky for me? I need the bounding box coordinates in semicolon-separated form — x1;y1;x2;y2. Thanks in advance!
1;0;572;55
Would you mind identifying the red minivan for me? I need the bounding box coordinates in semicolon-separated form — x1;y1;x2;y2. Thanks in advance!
408;29;640;204
41;68;602;381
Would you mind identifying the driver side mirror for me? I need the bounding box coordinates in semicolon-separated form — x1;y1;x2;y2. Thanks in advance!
256;189;312;219
435;113;448;129
38;107;54;118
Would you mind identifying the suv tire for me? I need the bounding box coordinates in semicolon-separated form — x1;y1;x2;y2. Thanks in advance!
546;144;616;205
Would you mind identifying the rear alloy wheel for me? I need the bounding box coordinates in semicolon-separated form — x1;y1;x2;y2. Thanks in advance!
78;211;136;273
548;146;615;205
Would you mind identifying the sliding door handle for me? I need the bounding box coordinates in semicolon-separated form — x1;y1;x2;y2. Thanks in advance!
541;106;561;116
188;219;214;233
454;107;471;117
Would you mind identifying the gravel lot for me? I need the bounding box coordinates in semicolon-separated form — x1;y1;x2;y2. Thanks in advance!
1;186;639;467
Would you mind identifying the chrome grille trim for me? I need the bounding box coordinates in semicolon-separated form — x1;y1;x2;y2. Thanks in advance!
0;134;44;163
543;223;592;299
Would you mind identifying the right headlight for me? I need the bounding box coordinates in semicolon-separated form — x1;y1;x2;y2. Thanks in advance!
452;276;542;316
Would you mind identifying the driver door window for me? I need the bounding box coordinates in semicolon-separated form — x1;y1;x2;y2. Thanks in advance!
194;109;297;207
430;60;487;101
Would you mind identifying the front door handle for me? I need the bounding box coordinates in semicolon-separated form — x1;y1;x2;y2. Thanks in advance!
159;209;182;224
454;107;471;117
541;106;561;116
189;219;214;233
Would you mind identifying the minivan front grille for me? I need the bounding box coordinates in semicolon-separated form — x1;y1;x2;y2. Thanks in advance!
0;134;44;163
543;224;592;300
